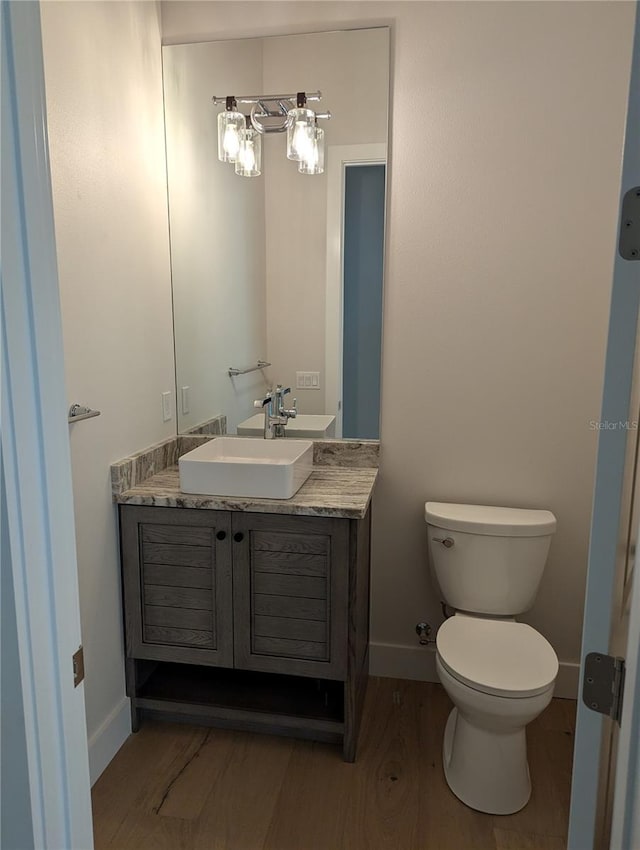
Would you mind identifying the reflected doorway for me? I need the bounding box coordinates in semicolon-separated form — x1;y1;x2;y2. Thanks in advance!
325;143;387;439
342;163;385;439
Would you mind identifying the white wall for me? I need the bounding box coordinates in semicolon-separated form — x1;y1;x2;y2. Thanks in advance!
40;0;175;780
262;29;388;415
164;40;268;433
162;0;635;692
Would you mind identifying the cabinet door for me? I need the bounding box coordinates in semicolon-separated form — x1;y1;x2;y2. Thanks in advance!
232;513;349;679
120;506;233;666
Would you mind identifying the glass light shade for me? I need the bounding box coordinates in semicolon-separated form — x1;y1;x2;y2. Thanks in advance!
235;128;262;177
298;126;325;175
286;107;316;161
217;110;245;162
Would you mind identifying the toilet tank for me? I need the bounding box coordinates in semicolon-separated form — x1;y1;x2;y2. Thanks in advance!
425;502;556;616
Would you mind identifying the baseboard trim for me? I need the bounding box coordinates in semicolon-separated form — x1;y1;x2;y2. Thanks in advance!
88;697;131;786
370;641;438;682
369;641;579;700
554;661;580;700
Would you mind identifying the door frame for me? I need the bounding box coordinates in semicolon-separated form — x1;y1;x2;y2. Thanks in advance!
568;5;640;848
610;536;640;847
325;143;387;438
1;2;93;847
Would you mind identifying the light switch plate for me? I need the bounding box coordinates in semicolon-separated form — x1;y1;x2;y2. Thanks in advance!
181;386;190;415
162;391;172;422
296;371;321;390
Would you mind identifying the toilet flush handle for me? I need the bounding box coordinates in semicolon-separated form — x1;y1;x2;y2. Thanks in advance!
433;537;455;548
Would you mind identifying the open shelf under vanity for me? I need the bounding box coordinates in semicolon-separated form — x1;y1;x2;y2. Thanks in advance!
131;660;346;744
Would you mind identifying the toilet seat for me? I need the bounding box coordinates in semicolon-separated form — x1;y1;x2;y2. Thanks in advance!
436;615;558;698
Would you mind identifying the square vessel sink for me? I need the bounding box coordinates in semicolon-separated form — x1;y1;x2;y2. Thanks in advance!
179;437;314;499
236;413;336;439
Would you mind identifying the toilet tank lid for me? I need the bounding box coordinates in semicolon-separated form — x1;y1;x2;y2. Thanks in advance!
425;502;556;537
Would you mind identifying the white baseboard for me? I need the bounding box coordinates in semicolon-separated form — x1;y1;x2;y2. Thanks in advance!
369;641;579;700
88;697;131;786
370;641;438;682
554;661;580;699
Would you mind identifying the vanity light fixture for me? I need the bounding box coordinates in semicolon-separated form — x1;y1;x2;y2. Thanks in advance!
212;90;331;177
217;96;245;163
298;125;325;175
235;127;262;177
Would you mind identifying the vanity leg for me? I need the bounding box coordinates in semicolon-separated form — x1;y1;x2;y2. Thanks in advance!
130;700;141;733
343;662;369;762
343;731;356;763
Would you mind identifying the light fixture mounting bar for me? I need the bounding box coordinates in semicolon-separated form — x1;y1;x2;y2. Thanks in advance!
212;90;322;106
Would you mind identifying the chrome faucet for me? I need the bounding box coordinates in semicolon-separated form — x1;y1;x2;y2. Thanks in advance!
254;385;297;438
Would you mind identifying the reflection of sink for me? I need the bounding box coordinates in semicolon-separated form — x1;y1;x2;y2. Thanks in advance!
237;413;336;439
179;437;313;499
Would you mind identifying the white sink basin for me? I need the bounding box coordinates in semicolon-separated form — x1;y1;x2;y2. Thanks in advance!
179;437;313;499
236;413;336;439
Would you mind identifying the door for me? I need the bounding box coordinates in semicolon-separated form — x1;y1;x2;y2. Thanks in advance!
1;2;93;846
231;513;349;680
594;308;640;848
568;7;640;848
120;506;234;667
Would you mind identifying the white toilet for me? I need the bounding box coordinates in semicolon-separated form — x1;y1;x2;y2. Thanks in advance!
425;501;559;815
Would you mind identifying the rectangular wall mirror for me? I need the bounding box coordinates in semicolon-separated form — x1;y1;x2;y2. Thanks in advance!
163;28;390;440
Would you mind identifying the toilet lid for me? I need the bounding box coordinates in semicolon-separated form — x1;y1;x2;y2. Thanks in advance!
436;616;558;698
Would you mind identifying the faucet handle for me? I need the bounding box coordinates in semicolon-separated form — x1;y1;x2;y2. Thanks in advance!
254;391;272;408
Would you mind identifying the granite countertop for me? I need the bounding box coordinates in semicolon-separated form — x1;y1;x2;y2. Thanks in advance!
115;464;377;519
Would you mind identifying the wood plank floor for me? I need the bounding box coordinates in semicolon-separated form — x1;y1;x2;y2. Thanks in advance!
92;678;576;850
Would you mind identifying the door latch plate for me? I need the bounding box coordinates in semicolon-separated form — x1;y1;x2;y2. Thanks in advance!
73;646;85;687
619;187;640;261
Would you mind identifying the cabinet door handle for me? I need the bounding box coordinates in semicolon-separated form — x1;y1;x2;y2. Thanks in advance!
233;532;244;543
216;530;226;541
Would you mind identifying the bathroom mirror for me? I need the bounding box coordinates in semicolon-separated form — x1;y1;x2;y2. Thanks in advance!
163;28;389;439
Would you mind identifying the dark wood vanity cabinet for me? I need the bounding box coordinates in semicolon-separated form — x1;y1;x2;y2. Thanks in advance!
119;504;371;761
120;507;234;667
231;513;349;680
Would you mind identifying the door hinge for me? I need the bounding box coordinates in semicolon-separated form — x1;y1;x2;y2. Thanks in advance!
73;645;85;687
582;652;625;724
619;186;640;260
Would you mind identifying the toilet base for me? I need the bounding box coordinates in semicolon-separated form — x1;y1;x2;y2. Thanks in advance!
442;707;531;815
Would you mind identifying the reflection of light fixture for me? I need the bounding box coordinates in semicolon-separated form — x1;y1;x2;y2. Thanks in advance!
213;90;330;177
217;96;245;163
235;127;262;177
298;125;324;175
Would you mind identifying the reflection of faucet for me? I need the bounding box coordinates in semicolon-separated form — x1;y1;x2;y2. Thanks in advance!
254;385;297;438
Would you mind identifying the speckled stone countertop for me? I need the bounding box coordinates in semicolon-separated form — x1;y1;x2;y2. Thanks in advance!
111;435;379;519
115;464;377;519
